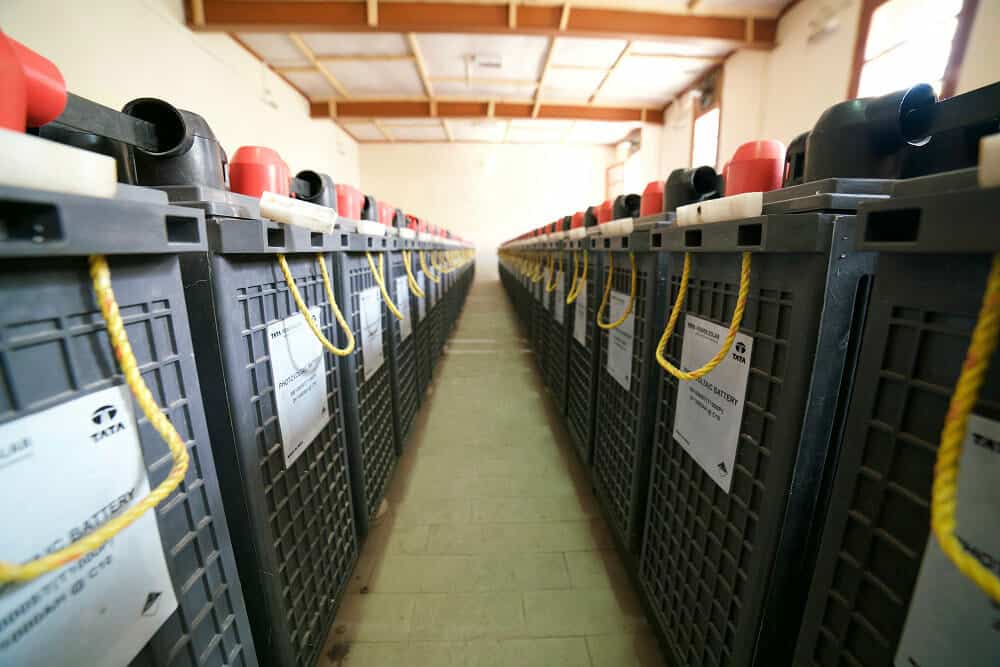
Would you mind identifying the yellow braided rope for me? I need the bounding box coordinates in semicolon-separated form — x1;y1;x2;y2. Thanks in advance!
529;255;544;283
545;253;561;293
932;253;1000;604
402;250;426;298
566;250;580;302
420;250;440;284
654;251;752;381
567;250;588;304
277;254;356;356
0;256;190;583
365;252;405;320
595;252;637;330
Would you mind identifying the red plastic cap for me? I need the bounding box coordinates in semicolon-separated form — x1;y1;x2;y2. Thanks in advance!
376;201;394;226
1;33;67;132
230;146;290;198
597;200;614;223
640;180;664;216
571;212;585;229
724;140;786;196
335;184;363;219
405;214;420;230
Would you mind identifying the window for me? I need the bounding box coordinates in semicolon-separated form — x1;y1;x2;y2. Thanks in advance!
691;107;721;169
851;0;979;99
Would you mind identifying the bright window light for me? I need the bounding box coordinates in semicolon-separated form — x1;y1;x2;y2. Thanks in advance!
857;0;963;98
691;107;720;169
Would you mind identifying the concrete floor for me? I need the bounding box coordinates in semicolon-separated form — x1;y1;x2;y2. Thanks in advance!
319;280;664;666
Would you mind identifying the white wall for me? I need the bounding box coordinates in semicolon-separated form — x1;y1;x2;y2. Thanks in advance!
957;0;1000;95
718;50;769;168
1;0;360;186
360;143;613;281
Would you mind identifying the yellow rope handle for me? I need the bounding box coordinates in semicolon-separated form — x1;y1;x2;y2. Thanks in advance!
654;251;752;381
419;250;441;284
932;253;1000;604
277;254;356;356
365;252;405;320
545;253;562;293
0;256;191;584
566;250;580;302
529;254;544;283
595;252;637;330
402;250;426;298
567;250;588;304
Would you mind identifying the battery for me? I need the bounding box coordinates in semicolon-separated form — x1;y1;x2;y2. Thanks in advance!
0;184;258;667
565;237;601;466
385;220;421;448
793;166;1000;667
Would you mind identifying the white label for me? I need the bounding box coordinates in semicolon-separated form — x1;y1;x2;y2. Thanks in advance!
395;275;412;340
605;290;636;391
543;285;552;312
554;279;565;325
573;281;588;346
267;307;329;467
359;286;384;380
895;413;1000;667
0;385;178;667
671;315;753;492
417;272;426;321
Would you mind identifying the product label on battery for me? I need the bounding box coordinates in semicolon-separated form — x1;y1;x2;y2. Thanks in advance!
417;273;427;321
0;385;178;667
671;315;753;492
267;307;329;466
543;285;551;312
605;290;635;391
573;281;588;346
895;413;1000;667
554;279;565;325
359;286;385;380
395;276;412;340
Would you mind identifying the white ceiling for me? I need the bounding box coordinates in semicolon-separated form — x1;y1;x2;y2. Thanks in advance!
237;17;752;144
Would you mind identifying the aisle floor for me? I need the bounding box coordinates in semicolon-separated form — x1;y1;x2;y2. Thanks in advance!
320;280;663;666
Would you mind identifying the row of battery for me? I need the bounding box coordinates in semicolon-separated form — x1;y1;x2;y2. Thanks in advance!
499;80;1000;667
0;81;475;667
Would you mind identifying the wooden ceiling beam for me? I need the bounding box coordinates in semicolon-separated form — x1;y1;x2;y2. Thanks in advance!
310;99;664;123
194;1;776;47
589;40;631;104
407;33;434;99
288;33;352;99
532;36;557;118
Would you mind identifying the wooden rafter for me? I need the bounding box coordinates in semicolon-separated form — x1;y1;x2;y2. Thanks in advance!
408;33;434;99
309;99;664;123
442;118;454;141
193;1;778;47
589;40;631;104
288;33;351;99
532;36;557;118
508;1;517;29
366;0;378;27
373;118;393;141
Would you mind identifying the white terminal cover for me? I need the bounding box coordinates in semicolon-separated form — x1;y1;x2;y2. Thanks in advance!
585;224;602;236
357;219;388;237
568;227;587;240
418;232;433;242
550;231;567;240
399;228;417;239
676;192;763;227
600;218;635;237
260;191;337;234
0;129;117;199
979;133;1000;188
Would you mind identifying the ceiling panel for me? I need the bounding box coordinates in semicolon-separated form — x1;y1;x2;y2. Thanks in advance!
506;126;567;143
237;34;309;67
388;124;449;141
630;38;732;58
567;121;637;144
341;122;385;141
282;70;339;100
432;79;536;100
597;56;701;102
551;37;628;68
448;119;507;142
325;60;424;96
419;34;548;80
381;118;442;127
543;67;606;96
304;32;410;56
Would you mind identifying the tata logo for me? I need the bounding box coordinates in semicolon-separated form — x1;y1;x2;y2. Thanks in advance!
90;404;126;443
91;405;117;425
731;341;747;365
972;432;1000;454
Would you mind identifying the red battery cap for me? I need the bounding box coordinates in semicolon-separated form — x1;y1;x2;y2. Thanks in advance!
724;140;786;196
640;180;664;216
230;146;290;198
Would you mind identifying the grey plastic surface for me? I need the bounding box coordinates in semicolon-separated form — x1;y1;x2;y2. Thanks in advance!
794;172;1000;666
387;251;419;449
565;251;601;466
641;214;875;667
592;250;667;557
0;190;258;667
